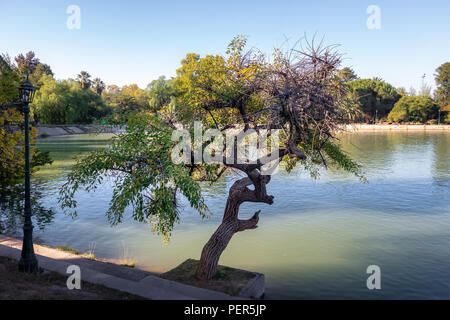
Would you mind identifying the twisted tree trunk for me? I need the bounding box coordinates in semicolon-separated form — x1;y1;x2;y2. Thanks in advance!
196;173;273;280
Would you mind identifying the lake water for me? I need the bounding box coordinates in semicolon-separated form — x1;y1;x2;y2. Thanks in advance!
4;131;450;299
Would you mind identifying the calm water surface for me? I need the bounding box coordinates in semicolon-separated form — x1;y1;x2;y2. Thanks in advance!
8;131;450;299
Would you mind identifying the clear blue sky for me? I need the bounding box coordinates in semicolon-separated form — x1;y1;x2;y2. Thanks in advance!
1;0;449;91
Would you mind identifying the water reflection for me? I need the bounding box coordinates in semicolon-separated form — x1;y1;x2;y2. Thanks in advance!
0;182;56;236
1;131;448;299
431;133;449;188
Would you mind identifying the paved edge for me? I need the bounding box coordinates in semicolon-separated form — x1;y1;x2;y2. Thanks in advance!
239;273;265;299
0;235;242;300
344;124;450;131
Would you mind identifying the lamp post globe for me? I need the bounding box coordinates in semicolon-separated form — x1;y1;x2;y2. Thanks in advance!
18;76;36;104
17;76;39;274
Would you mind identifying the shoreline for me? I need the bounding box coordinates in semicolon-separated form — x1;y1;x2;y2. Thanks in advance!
36;124;124;138
344;124;450;131
0;234;245;300
35;123;450;139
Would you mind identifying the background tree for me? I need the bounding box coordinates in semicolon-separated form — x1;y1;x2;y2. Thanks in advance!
14;51;40;76
0;60;52;186
113;94;141;114
0;58;19;105
92;78;105;95
0;54;15;73
10;52;54;88
29;63;53;88
32;75;111;124
76;71;92;90
60;37;365;281
434;62;450;106
121;84;149;109
146;76;174;112
102;85;122;105
347;78;401;122
387;96;440;123
100;84;149;119
337;67;358;82
397;87;407;97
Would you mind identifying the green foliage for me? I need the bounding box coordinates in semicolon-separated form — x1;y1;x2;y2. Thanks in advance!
443;111;450;124
92;78;105;95
387;96;440;123
337;67;358;82
55;246;79;254
0;108;52;186
76;71;92;90
173;36;265;128
59;114;209;241
28;63;53;89
2;51;53;92
102;85;121;105
101;84;150;120
32;75;111;124
0;54;14;72
397;87;407;96
347;78;401;121
113;94;141;114
0;110;27;185
321;141;367;182
0;69;19;105
97;110;137;126
14;51;40;76
434;62;450;106
0;62;52;186
174;53;231;125
146;76;175;112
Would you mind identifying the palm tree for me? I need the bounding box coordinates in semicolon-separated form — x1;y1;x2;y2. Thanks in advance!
76;71;92;90
92;78;105;95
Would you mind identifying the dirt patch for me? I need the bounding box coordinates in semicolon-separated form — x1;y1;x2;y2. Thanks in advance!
0;256;145;300
161;259;255;296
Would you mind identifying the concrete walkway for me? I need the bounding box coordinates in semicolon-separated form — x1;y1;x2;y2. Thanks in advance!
0;235;238;300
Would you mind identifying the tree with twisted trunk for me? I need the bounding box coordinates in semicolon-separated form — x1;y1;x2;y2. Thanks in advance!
60;36;365;281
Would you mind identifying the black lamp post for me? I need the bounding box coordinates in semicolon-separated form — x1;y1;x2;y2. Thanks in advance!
17;76;39;273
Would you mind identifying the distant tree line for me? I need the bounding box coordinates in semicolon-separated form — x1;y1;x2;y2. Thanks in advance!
3;51;449;127
337;65;449;124
1;51;449;187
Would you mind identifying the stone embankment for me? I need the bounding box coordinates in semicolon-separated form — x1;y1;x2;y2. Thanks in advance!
36;125;124;137
35;124;450;138
344;124;450;131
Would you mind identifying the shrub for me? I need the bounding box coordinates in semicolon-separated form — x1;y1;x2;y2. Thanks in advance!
442;111;450;124
347;78;401;121
387;96;440;123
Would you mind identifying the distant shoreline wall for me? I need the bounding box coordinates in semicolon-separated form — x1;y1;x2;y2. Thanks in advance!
35;124;450;138
36;125;124;137
344;124;450;131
